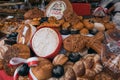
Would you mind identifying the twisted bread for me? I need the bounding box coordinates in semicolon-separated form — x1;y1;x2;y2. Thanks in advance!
53;54;68;65
64;68;76;80
73;54;103;78
94;72;113;80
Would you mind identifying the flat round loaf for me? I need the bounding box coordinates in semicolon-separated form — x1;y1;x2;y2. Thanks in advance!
63;35;86;52
3;44;30;76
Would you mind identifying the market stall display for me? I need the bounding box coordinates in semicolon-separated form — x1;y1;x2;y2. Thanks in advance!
0;0;120;80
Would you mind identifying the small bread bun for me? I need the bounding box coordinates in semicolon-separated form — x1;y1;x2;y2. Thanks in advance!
48;16;57;23
30;20;40;26
62;22;70;29
83;19;94;30
78;16;83;21
57;19;65;26
80;28;89;35
72;22;84;30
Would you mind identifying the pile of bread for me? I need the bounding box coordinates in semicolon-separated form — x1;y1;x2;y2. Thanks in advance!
0;0;120;80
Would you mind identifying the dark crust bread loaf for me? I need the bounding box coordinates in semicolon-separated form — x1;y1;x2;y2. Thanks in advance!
3;44;30;76
63;35;86;52
24;7;44;19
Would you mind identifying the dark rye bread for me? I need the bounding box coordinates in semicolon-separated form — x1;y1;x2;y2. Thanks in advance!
63;34;86;52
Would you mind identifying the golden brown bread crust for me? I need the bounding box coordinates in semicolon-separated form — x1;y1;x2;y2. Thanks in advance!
1;22;19;34
64;68;76;80
73;54;103;78
53;54;68;66
104;22;115;30
83;19;94;30
73;60;85;77
48;16;57;23
63;32;104;54
56;19;65;26
39;21;61;28
86;32;104;54
17;24;32;45
77;77;89;80
24;7;44;19
94;72;113;80
63;35;86;52
67;12;80;26
31;58;53;80
30;20;40;26
80;28;89;35
64;61;74;71
62;22;70;29
72;22;84;30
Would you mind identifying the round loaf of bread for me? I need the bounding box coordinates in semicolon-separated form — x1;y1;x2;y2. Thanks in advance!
3;44;30;76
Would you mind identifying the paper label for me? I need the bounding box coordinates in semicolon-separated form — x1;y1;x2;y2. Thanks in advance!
46;1;66;20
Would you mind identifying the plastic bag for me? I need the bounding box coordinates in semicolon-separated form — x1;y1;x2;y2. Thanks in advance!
101;31;120;73
93;7;108;17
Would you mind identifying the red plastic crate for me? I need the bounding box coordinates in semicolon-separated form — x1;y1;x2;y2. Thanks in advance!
72;3;91;16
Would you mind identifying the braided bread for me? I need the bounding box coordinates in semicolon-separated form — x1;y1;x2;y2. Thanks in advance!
53;54;68;66
94;72;113;80
73;54;103;78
